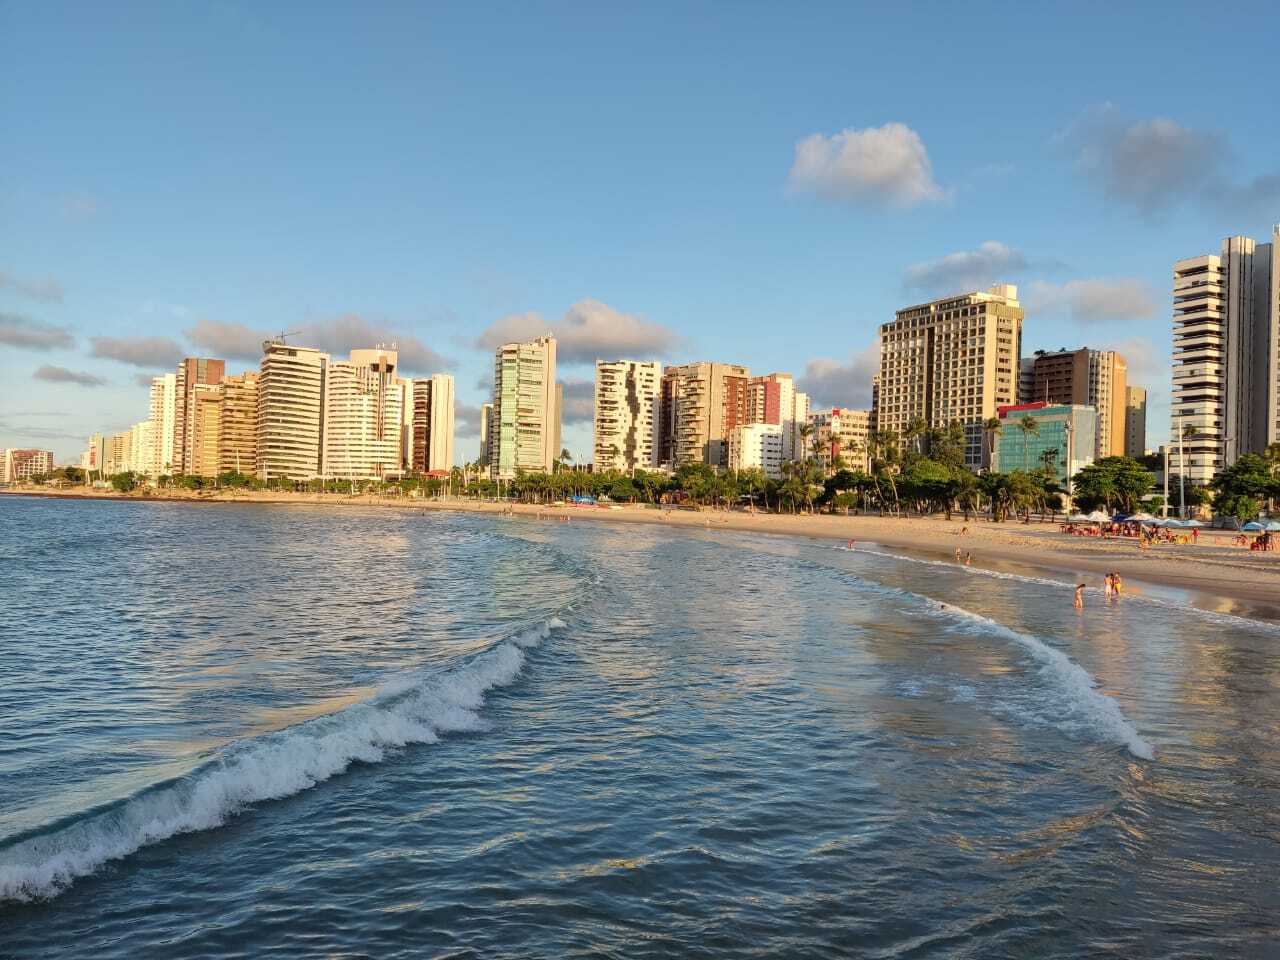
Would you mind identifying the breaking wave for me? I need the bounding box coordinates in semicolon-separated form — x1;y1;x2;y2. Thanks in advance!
0;617;566;904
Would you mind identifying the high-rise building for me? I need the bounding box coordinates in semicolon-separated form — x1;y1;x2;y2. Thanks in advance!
877;284;1023;469
189;383;224;478
81;433;106;478
148;373;178;477
659;361;751;468
479;402;493;467
105;432;129;475
490;336;557;480
324;348;404;481
174;357;225;474
1;449;54;482
1029;348;1127;458
745;373;810;461
1125;386;1148;459
410;373;456;473
1017;357;1036;404
219;372;259;476
992;402;1097;485
1171;229;1279;484
257;341;328;481
809;408;871;471
128;421;153;476
593;360;661;472
728;422;785;478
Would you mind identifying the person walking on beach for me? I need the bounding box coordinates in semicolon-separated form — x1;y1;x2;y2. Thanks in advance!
955;547;962;561
1074;584;1086;609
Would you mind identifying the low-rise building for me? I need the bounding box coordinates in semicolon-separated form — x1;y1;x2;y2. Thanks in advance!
728;422;786;479
1;448;55;482
992;402;1097;485
809;408;871;471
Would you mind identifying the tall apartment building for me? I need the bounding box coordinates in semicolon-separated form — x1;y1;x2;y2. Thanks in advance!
1029;348;1127;458
257;341;328;481
490;336;558;480
1;449;54;482
81;433;106;478
478;402;493;467
728;422;785;478
659;362;751;468
174;357;225;474
128;421;153;476
593;360;661;472
809;408;871;471
409;373;456;473
745;373;810;461
188;383;224;478
324;348;403;481
1124;386;1148;459
148;373;178;477
105;432;129;475
219;372;259;476
1171;229;1279;484
1017;357;1036;404
877;284;1023;469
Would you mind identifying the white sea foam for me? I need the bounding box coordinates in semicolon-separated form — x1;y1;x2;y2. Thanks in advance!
838;543;1280;634
0;616;566;904
924;600;1155;760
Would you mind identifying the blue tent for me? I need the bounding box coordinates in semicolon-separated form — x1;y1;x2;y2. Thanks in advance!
1242;521;1265;531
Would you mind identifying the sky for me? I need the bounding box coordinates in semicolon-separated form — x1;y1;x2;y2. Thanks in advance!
3;1;1279;465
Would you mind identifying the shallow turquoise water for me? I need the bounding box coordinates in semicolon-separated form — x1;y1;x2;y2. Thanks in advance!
1;497;1278;957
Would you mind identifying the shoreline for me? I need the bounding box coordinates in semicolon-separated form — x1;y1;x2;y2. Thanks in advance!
6;488;1280;620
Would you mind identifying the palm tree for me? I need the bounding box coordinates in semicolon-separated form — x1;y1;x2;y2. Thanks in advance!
904;416;929;459
1016;415;1039;470
798;422;815;462
983;416;1003;469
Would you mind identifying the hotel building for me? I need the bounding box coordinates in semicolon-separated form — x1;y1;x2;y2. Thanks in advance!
257;341;328;481
1171;229;1279;484
659;361;750;468
324;348;404;481
1029;348;1128;458
490;336;558;480
877;284;1023;469
593;360;661;472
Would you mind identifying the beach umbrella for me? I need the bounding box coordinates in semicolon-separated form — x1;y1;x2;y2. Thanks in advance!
1068;513;1091;522
1266;521;1280;532
1242;521;1264;531
1183;519;1204;528
1129;512;1155;521
1085;510;1110;522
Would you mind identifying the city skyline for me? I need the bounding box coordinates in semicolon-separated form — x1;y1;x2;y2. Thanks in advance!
3;4;1280;465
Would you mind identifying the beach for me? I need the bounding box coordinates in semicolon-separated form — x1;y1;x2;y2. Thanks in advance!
7;487;1279;615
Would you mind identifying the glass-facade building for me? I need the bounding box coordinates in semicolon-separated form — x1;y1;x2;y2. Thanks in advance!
993;403;1097;483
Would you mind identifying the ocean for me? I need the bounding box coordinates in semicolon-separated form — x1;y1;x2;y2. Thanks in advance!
1;496;1278;957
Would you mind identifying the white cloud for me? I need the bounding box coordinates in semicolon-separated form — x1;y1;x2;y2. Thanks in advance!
185;319;268;362
788;122;949;208
798;343;879;410
456;403;485;438
559;378;595;425
903;242;1027;296
1025;278;1159;325
474;299;677;366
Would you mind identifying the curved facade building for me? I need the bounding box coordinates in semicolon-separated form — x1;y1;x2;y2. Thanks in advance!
257;342;328;481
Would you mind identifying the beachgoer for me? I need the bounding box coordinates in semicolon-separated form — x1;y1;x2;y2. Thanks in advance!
1113;574;1123;597
1104;573;1114;598
848;539;855;549
1074;584;1085;609
955;547;962;561
960;526;968;536
1192;527;1199;543
964;552;973;566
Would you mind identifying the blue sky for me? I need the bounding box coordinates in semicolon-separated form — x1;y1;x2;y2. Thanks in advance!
3;2;1279;464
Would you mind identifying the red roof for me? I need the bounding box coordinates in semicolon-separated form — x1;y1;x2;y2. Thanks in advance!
997;401;1049;417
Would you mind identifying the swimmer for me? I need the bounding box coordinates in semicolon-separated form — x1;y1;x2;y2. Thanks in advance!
964;552;973;566
848;539;856;549
1074;583;1086;609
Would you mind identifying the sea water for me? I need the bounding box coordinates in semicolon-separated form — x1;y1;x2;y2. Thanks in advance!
1;497;1278;957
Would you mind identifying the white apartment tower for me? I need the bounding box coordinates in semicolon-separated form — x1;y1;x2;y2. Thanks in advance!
1171;229;1279;484
324;348;404;481
877;284;1024;469
593;360;661;472
728;422;786;479
148;373;178;477
490;336;558;480
746;373;810;461
257;341;328;481
410;373;456;473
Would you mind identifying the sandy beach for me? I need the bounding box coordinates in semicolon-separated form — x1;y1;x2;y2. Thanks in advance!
7;487;1279;618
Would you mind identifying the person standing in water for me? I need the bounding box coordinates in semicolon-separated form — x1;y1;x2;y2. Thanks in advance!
1103;573;1114;599
964;552;973;566
1112;573;1123;597
1074;584;1086;609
